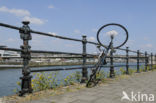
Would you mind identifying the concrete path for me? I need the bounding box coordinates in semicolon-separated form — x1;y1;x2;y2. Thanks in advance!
27;71;156;103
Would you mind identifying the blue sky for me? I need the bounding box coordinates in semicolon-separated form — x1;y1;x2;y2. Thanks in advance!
0;0;156;54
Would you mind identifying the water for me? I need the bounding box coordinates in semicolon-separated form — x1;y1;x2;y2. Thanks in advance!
0;68;21;97
0;65;84;97
0;63;144;97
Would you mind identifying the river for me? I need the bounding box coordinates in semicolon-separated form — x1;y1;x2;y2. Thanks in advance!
0;63;143;97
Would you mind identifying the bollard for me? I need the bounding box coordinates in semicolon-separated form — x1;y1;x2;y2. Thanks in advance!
137;50;140;73
145;51;148;72
126;47;129;74
110;46;115;78
81;35;88;83
19;21;33;96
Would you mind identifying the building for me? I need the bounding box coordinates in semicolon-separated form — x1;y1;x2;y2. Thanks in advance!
0;46;20;57
0;45;21;63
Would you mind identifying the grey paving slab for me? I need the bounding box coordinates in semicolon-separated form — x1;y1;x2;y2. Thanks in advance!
27;71;156;103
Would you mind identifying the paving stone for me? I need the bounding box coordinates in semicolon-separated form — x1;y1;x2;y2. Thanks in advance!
26;71;156;103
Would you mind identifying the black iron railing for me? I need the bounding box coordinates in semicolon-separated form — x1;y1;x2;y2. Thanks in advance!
0;21;156;96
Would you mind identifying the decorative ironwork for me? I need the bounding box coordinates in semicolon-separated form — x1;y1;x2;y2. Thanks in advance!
81;35;88;83
137;50;140;73
0;22;155;96
126;47;129;74
145;51;148;72
150;53;153;70
19;21;33;96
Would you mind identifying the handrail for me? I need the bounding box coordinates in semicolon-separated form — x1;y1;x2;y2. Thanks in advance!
0;22;151;55
30;63;146;72
0;47;96;56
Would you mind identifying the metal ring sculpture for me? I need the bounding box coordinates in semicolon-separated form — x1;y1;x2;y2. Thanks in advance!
97;23;129;49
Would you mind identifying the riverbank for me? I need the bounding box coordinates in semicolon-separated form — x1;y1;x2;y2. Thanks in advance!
0;74;129;103
2;70;156;103
0;63;144;97
0;62;96;69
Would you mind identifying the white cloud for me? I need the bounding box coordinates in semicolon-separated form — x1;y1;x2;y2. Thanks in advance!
126;39;135;46
23;16;44;25
145;44;153;48
143;37;151;42
48;5;54;9
106;30;118;36
0;6;30;17
144;37;149;41
74;29;81;34
2;38;21;48
6;38;16;42
88;36;96;42
92;28;97;32
0;6;45;25
48;32;57;36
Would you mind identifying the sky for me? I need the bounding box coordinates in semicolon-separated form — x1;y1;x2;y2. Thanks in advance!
0;0;156;54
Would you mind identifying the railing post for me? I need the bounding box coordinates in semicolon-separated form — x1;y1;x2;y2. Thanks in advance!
19;21;32;96
137;50;140;73
110;47;115;78
150;53;153;70
81;35;88;83
155;54;156;68
145;51;148;72
126;47;129;74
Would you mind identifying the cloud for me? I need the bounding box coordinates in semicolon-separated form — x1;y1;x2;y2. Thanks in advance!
144;44;153;48
0;6;45;25
31;35;46;49
143;37;151;42
106;30;118;36
2;38;21;48
5;38;16;42
23;16;44;25
48;32;57;36
126;39;135;46
88;36;96;42
0;6;30;17
140;43;155;52
48;5;54;9
92;28;98;32
144;37;149;41
74;29;81;34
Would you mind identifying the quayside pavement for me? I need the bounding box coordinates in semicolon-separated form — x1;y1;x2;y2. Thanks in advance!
26;71;156;103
